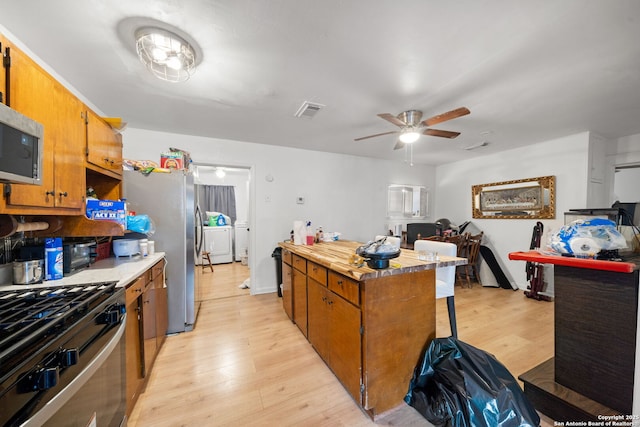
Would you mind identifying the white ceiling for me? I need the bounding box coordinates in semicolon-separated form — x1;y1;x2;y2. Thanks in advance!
2;0;640;165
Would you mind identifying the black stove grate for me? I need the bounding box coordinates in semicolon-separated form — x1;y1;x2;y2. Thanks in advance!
0;282;119;381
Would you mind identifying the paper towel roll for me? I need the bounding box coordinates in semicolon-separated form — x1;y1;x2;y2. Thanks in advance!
293;221;306;245
570;237;601;255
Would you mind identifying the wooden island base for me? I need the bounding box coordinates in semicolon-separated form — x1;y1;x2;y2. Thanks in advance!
279;240;467;419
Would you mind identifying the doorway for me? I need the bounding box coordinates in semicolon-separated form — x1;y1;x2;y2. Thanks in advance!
192;163;254;301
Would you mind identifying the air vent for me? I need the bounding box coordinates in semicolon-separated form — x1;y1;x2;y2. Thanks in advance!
294;101;325;119
463;141;490;151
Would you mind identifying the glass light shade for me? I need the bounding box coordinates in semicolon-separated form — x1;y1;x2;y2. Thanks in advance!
136;27;196;82
399;131;420;144
215;168;226;178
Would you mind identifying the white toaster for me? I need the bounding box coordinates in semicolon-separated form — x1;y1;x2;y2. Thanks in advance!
113;239;140;257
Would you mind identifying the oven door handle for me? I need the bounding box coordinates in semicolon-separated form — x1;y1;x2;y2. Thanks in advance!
20;314;127;427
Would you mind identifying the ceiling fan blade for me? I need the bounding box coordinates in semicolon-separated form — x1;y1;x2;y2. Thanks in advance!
393;140;405;150
354;130;399;141
377;113;406;127
423;128;461;139
421;107;470;127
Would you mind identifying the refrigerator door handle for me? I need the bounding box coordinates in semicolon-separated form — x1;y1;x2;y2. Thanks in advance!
195;205;204;256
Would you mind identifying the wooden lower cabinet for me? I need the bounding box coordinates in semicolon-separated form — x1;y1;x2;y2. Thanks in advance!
142;259;167;375
281;248;293;321
142;281;156;377
292;262;308;337
125;259;168;417
282;243;436;419
125;276;145;416
154;262;168;350
281;261;293;320
308;279;362;402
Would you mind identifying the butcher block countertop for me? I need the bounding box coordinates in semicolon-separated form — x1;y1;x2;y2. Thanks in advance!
279;240;467;281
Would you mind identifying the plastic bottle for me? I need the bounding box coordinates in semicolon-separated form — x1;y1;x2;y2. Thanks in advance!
318;227;324;242
306;221;314;245
45;238;63;280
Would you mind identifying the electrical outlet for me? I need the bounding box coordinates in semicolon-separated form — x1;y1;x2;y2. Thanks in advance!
296;196;304;204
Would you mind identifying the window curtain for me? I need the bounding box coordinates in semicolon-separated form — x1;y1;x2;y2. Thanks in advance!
197;184;237;225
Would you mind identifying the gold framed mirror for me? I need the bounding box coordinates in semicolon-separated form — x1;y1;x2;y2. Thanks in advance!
472;176;555;219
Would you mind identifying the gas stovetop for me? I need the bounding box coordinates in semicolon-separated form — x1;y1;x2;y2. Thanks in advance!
0;282;120;381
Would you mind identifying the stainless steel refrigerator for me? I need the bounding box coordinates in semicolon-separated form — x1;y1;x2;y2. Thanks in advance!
123;170;203;333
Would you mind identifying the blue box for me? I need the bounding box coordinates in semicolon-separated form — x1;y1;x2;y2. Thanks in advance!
86;199;126;229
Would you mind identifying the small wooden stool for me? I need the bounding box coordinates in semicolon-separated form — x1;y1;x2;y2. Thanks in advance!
202;251;214;272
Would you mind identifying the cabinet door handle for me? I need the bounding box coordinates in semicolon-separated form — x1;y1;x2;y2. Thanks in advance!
45;190;55;196
59;192;68;197
337;280;343;286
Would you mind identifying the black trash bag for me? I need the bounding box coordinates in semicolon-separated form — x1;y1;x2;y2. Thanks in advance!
405;337;540;427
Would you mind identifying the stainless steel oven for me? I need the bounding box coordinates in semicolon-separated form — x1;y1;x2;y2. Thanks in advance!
0;282;126;427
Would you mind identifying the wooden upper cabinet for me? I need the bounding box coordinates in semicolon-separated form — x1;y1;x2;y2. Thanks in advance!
86;109;123;178
0;33;123;221
2;41;85;213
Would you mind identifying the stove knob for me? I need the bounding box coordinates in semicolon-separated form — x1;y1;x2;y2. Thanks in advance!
17;367;59;393
36;367;59;390
58;348;79;367
97;305;123;325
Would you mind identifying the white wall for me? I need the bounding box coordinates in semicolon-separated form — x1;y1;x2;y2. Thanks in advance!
435;132;590;289
123;127;436;294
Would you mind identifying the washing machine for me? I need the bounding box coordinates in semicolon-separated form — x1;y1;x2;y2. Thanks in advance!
203;226;234;264
234;221;249;262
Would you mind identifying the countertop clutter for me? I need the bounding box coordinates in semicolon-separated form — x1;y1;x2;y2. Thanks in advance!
0;252;165;291
279;240;467;281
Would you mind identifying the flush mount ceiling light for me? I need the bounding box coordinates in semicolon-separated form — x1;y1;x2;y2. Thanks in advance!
398;129;420;144
215;168;226;178
135;27;196;82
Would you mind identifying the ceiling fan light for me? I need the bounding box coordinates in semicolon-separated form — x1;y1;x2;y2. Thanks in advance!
399;131;420;144
135;27;197;82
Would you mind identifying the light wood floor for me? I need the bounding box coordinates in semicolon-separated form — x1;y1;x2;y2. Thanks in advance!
129;263;555;426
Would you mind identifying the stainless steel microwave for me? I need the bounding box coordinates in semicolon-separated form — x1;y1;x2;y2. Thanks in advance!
0;102;43;185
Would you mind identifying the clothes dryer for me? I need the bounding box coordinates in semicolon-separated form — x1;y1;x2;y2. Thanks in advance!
204;226;234;264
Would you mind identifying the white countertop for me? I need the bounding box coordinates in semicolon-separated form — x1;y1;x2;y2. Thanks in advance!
0;252;166;291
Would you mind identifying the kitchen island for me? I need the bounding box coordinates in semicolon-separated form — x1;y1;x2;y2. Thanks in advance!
279;240;467;419
509;251;640;422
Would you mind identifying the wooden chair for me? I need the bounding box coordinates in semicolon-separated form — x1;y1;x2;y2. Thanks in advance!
420;235;445;241
444;233;468;285
462;232;483;287
202;251;214;272
201;241;214;273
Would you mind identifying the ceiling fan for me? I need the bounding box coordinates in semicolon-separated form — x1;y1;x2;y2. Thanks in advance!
354;107;470;150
